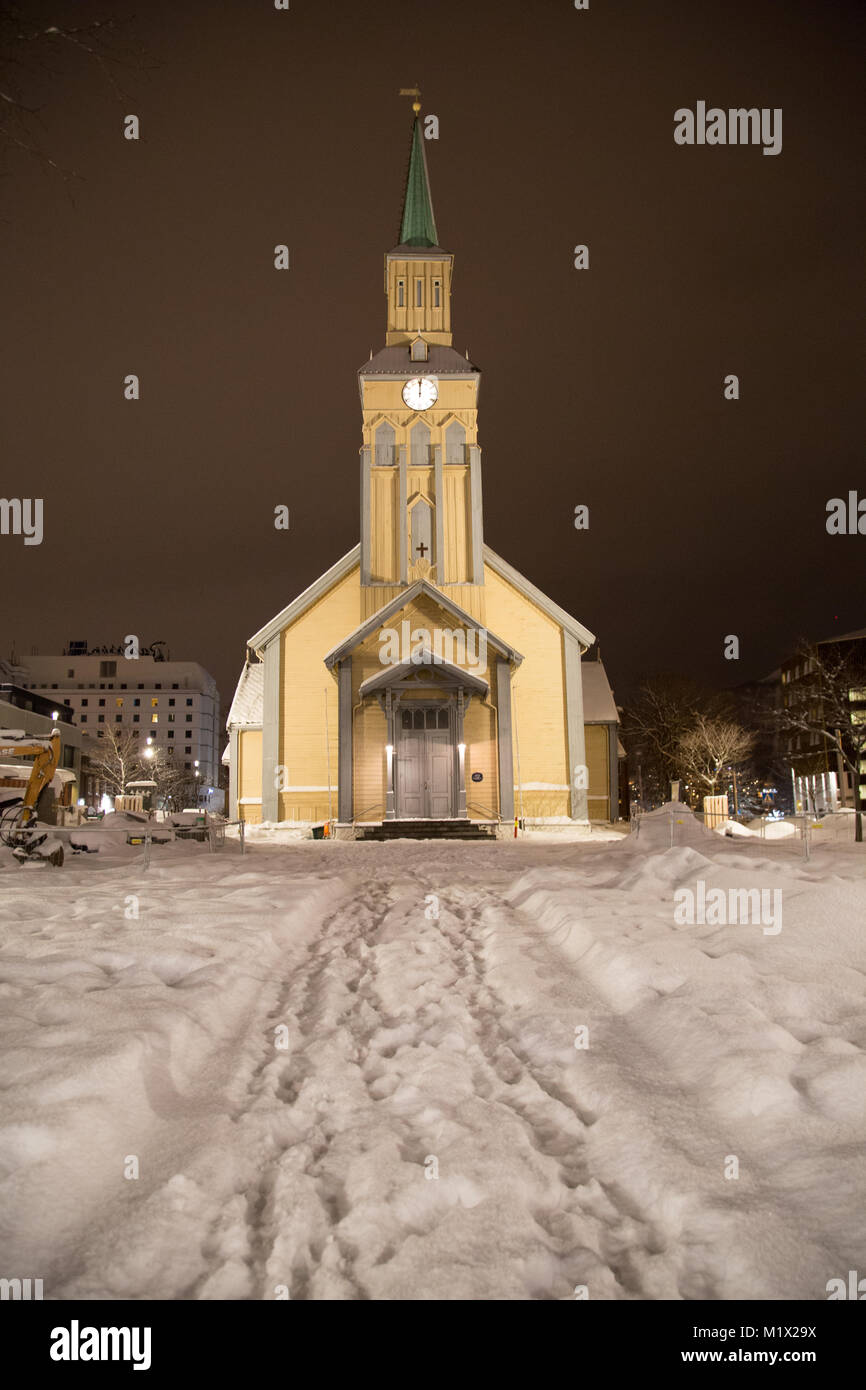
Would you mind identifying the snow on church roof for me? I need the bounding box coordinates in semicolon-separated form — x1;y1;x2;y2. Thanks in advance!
581;658;619;724
226;662;264;729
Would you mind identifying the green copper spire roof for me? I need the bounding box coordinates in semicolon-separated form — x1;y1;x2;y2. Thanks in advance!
399;117;438;247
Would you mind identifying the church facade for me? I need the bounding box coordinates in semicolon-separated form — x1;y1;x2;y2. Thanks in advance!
226;111;621;833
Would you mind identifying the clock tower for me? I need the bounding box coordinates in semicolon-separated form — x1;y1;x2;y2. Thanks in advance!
359;109;485;623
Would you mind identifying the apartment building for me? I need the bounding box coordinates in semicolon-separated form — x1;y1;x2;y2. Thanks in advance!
9;648;221;796
781;628;866;812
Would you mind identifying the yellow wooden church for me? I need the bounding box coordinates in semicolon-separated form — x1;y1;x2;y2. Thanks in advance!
226;106;621;835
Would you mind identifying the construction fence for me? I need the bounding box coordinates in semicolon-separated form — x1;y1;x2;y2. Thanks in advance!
629;801;862;861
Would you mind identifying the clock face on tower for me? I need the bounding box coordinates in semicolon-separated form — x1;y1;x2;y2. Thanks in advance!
402;376;438;411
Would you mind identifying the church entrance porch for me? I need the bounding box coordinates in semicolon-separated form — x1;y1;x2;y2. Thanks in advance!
395;703;455;819
325;606;519;831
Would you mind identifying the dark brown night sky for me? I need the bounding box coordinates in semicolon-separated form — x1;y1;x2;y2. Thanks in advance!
3;0;864;714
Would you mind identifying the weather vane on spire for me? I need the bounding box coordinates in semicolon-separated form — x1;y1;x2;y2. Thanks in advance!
399;86;422;115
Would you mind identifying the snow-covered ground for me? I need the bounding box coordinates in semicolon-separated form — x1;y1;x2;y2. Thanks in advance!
1;810;864;1300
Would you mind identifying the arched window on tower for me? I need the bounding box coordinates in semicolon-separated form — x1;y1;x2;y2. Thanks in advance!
410;498;433;567
445;421;466;465
411;420;431;468
375;421;396;467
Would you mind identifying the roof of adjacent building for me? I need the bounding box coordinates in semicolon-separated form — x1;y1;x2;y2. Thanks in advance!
13;653;219;697
818;627;866;644
398;117;438;248
360;344;479;377
581;658;619;724
226;661;264;729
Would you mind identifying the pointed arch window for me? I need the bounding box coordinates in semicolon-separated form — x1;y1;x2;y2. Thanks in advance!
445;421;466;465
411;420;431;468
375;421;396;467
409;497;433;564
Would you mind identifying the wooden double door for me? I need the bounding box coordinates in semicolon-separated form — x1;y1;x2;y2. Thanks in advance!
395;704;455;819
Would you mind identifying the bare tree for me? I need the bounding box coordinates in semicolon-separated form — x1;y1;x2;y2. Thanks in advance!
83;726;144;796
622;674;731;807
776;640;866;842
153;762;199;816
83;730;202;815
678;715;755;799
0;4;145;177
133;745;199;815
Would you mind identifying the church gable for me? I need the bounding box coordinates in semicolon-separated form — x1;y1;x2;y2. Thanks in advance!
347;595;495;700
324;580;520;677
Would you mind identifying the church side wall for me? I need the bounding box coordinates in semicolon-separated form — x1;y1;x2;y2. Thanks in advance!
483;565;570;820
275;567;361;823
585;724;611;821
237;729;263;822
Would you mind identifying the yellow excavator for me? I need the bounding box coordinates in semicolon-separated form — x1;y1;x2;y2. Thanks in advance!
0;729;64;866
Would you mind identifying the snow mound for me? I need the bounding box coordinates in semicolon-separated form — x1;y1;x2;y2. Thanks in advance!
715;818;756;837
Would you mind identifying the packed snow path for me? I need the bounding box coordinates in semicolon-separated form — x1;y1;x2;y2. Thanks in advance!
1;829;865;1300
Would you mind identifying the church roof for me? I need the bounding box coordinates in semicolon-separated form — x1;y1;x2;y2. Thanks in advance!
399;117;438;248
387;243;451;259
360;344;479;377
226;661;264;728
247;544;597;656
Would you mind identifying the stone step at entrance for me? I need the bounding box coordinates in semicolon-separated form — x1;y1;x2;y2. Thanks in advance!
357;819;498;842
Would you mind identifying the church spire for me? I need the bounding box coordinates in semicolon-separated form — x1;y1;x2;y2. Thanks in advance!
399;114;438;248
384;93;452;347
